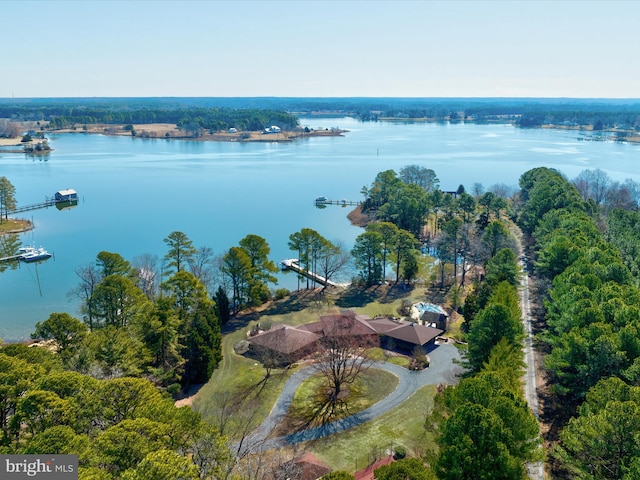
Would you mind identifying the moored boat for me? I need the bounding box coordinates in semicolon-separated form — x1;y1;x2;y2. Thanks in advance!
19;246;52;263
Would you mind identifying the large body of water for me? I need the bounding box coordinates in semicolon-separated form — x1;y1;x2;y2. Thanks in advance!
0;118;638;341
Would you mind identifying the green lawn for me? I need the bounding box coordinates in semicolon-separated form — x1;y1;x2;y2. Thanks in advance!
275;368;398;435
308;385;439;473
0;218;30;234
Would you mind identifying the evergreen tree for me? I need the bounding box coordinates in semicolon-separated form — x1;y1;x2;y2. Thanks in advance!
214;286;231;325
163;231;197;276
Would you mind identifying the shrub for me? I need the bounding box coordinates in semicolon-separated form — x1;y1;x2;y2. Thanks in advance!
394;445;407;459
274;288;290;300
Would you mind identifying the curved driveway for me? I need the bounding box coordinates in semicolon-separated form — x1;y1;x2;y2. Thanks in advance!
239;343;462;455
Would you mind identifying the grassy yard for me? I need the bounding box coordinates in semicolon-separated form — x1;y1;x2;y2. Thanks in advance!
0;218;31;234
273;369;399;436
307;384;439;473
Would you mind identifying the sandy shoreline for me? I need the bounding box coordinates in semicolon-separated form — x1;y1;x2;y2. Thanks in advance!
0;138;26;146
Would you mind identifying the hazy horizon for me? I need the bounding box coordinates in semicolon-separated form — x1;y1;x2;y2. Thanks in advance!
3;1;639;99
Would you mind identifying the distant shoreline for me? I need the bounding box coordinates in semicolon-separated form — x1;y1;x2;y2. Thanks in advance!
375;117;640;143
46;123;348;143
3;116;639;145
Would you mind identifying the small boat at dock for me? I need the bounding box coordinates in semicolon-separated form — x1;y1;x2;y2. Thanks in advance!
18;246;52;263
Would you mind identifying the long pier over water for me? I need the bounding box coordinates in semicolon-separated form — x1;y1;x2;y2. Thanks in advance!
280;258;341;288
315;196;361;207
8;198;57;215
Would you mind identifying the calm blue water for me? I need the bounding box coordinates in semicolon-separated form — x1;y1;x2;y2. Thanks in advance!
0;118;638;341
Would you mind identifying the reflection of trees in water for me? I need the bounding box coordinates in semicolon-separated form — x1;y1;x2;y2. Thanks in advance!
0;233;20;272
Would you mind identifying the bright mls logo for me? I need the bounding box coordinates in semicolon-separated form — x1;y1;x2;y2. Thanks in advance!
1;455;78;479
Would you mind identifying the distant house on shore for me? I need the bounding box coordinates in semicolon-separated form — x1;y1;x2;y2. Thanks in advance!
263;125;281;134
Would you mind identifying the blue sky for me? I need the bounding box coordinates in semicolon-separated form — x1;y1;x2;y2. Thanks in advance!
2;0;639;98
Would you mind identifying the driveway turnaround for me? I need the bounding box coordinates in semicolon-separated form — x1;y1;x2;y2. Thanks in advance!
239;343;462;454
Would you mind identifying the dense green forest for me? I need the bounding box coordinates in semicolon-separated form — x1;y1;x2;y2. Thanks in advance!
1;97;640;132
515;167;640;478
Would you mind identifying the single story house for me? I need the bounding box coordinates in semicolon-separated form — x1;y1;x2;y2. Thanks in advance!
247;310;443;365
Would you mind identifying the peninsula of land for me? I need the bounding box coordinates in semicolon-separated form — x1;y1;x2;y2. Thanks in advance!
0;123;347;145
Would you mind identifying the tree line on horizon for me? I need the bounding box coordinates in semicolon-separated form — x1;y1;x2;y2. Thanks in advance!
3;97;640;135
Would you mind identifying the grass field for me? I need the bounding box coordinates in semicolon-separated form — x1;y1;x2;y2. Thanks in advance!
307;384;438;472
273;369;399;436
0;218;31;234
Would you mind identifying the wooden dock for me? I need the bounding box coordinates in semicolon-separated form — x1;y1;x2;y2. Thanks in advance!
280;258;340;287
6;189;79;215
0;254;22;263
8;198;57;215
315;197;361;207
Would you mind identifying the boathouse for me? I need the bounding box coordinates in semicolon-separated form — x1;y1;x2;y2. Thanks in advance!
55;189;78;202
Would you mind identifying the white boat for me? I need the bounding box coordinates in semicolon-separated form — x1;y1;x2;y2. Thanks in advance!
18;246;34;255
19;246;52;263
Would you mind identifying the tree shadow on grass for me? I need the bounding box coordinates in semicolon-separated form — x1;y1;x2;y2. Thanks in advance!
222;289;328;334
378;284;416;304
335;284;415;308
335;286;384;308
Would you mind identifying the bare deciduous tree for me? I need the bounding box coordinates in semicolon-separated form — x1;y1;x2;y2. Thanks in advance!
316;239;351;289
132;253;159;300
187;246;216;292
68;263;102;330
573;168;611;205
308;317;377;425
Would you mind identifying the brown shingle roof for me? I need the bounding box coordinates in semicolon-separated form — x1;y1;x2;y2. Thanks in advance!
384;322;443;346
249;324;321;355
319;310;377;337
291;452;332;480
368;317;403;334
297;321;324;335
